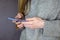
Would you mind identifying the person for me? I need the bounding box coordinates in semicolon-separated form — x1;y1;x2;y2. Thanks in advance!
13;0;60;40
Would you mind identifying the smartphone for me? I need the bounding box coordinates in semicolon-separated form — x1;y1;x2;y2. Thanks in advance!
8;17;26;22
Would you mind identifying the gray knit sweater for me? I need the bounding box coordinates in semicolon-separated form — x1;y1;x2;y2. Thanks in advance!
20;0;60;40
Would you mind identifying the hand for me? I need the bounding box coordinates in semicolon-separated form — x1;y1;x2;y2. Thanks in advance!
13;21;24;28
22;17;45;29
15;13;23;19
12;13;24;28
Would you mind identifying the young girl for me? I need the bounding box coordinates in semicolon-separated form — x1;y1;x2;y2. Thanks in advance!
13;0;60;40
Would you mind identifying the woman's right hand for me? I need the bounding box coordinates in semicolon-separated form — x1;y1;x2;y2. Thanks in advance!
12;13;24;28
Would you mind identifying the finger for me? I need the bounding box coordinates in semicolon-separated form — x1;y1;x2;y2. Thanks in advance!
26;18;34;21
15;22;21;25
15;13;22;18
22;21;33;25
12;20;17;23
24;24;35;29
17;24;23;28
24;24;32;28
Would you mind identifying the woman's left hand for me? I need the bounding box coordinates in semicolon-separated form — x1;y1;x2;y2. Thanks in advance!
22;17;45;29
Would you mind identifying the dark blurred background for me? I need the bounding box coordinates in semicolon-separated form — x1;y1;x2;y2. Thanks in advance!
0;0;21;40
